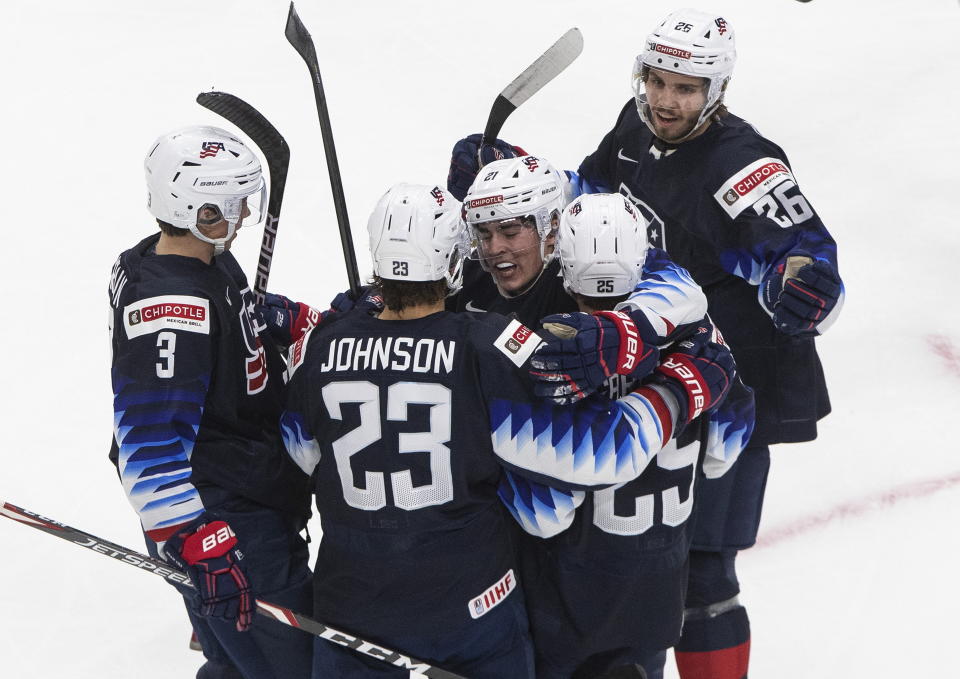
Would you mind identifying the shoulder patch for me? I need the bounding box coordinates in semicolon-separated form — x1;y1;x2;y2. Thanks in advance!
713;156;794;219
493;319;543;367
123;295;210;339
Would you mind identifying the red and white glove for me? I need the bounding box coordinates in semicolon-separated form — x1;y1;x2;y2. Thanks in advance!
649;320;736;431
163;518;254;632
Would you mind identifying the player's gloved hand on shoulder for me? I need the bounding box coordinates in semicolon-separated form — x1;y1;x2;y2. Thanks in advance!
163;517;253;632
329;285;384;316
447;133;527;201
257;293;323;349
762;255;842;336
648;320;736;432
530;310;659;405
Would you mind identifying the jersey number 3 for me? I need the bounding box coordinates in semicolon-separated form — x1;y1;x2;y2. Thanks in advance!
322;381;454;512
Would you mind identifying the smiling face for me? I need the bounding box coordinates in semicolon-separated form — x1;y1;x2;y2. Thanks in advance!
473;217;546;296
643;68;709;142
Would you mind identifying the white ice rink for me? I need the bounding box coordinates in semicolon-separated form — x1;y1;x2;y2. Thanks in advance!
1;1;958;677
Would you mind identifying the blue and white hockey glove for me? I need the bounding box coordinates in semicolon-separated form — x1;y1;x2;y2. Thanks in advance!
762;256;842;336
257;293;324;350
530;311;659;405
163;518;254;632
447;133;527;201
648;321;735;432
328;285;384;316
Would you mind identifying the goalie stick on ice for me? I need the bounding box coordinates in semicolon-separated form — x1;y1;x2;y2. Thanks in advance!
0;500;468;679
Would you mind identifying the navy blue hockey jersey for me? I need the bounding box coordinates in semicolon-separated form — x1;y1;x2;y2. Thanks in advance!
574;101;843;444
108;234;310;545
279;309;686;639
499;376;754;672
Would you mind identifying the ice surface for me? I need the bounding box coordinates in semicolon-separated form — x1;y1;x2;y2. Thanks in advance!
1;1;958;677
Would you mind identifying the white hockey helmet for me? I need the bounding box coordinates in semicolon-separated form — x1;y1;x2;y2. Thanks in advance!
557;193;648;297
632;8;737;140
145;125;266;254
463;155;565;266
367;183;469;296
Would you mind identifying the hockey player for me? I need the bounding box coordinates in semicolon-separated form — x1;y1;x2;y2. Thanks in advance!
450;155;710;390
447;154;578;318
279;183;731;678
501;193;754;679
448;8;845;678
108;125;313;679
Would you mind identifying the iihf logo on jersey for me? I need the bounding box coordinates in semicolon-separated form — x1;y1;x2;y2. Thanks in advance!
522;156;540;172
430;186;445;206
199;141;226;159
468;570;516;620
715;17;728;35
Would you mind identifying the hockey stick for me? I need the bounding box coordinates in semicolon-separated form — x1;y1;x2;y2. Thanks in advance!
284;2;361;298
481;27;584;148
0;500;467;679
196;91;290;306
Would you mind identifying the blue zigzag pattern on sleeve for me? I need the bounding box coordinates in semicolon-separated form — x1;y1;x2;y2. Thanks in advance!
113;373;208;538
490;392;663;488
498;470;583;538
707;381;756;464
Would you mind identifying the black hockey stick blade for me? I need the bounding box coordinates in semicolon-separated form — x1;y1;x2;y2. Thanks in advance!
196;91;290;305
255;600;468;679
481;27;583;145
285;2;362;298
0;499;468;679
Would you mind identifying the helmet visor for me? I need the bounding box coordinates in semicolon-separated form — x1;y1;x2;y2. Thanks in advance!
469;217;541;271
195;183;267;229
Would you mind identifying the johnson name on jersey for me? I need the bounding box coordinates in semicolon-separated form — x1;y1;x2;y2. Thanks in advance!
279;308;689;636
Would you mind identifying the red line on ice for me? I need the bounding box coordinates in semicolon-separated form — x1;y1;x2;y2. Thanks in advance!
755;471;960;549
926;334;960;378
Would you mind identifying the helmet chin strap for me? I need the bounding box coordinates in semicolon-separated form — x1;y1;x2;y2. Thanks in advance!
189;220;238;258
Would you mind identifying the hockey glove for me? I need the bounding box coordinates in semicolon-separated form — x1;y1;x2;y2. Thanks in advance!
257;293;323;350
447;133;527;201
648;321;736;432
530;311;659;405
163;518;254;632
762;255;842;336
328;285;384;316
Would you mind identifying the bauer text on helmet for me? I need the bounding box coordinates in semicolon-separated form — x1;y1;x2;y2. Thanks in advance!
145;125;267;255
